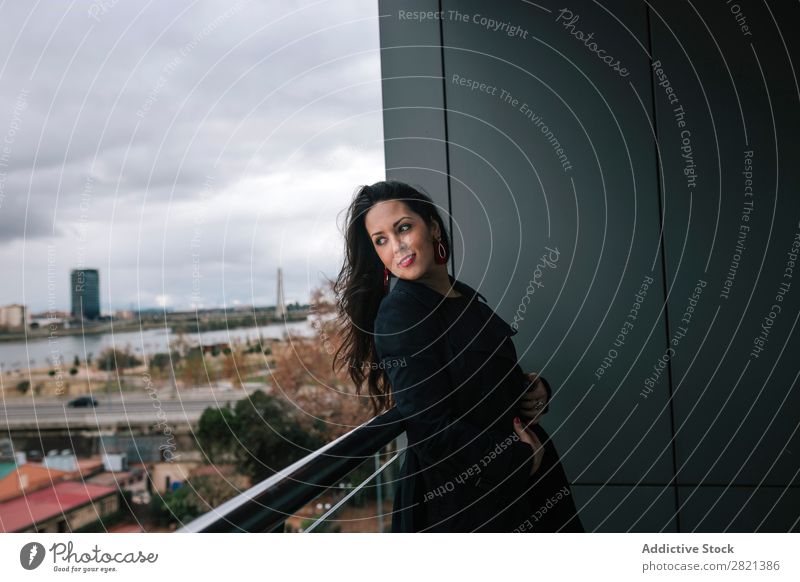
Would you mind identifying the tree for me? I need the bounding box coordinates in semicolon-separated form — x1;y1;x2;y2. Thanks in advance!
153;472;249;525
221;347;248;388
309;281;336;315
180;348;207;388
96;347;142;371
196;404;240;464
147;351;179;383
233;390;325;483
149;351;178;372
194;391;325;482
270;330;371;442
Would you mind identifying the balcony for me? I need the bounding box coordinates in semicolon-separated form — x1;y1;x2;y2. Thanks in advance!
176;408;404;533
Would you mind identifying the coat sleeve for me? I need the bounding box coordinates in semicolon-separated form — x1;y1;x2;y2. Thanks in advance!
373;291;535;494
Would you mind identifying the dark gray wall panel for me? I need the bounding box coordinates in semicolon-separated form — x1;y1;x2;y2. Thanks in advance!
438;0;674;487
677;486;800;533
378;0;450;200
649;0;800;490
572;485;678;532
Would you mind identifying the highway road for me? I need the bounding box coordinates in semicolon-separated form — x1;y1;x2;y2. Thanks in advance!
0;386;260;429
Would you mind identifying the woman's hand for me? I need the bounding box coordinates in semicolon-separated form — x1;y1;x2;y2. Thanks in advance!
513;416;544;475
518;372;548;426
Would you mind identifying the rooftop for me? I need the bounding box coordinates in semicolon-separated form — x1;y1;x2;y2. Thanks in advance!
0;463;69;503
0;480;117;533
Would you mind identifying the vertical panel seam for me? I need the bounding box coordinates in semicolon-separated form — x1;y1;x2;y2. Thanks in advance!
437;0;454;271
645;2;682;533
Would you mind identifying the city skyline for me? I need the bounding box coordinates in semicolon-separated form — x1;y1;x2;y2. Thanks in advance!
2;266;306;318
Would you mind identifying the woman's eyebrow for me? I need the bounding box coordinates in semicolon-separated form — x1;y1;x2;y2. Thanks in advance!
371;216;412;237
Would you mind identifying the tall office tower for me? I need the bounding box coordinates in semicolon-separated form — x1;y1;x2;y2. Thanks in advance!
275;267;286;319
70;269;100;320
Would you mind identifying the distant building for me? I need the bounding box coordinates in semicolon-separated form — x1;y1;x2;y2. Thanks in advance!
0;439;12;462
29;310;70;329
42;449;79;472
0;304;28;330
70;269;100;320
29;316;67;330
30;309;70;319
0;463;70;503
0;450;119;532
0;481;119;532
86;468;149;504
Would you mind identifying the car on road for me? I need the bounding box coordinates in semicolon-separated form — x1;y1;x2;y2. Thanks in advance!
67;396;98;408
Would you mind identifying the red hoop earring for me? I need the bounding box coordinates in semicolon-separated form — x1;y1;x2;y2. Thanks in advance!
434;237;448;265
383;266;390;293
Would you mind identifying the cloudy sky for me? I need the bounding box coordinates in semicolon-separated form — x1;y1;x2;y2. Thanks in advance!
0;0;385;313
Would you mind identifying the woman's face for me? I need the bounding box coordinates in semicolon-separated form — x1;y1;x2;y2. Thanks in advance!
364;200;440;281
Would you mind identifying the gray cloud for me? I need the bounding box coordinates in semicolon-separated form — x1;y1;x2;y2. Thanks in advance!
0;0;384;311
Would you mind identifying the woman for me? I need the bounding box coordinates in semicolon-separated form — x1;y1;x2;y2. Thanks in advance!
333;180;582;532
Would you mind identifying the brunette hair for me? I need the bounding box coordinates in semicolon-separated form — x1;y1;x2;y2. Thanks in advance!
332;180;451;415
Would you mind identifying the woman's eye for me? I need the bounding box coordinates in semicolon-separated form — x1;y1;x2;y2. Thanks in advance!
375;223;411;246
375;224;409;246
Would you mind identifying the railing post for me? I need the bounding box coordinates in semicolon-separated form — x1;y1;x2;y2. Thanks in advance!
374;451;384;533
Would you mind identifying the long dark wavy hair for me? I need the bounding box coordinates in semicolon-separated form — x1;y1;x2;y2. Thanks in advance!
332;180;452;416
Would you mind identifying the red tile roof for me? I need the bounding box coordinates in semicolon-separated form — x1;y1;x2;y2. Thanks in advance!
0;481;117;533
0;464;69;502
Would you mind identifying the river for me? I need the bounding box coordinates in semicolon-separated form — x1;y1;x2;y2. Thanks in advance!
0;319;316;371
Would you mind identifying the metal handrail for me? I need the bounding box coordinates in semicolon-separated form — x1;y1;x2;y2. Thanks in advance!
176;407;404;533
304;451;400;532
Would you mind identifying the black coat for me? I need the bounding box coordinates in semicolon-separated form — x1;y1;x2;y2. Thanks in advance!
523;422;585;532
373;274;583;532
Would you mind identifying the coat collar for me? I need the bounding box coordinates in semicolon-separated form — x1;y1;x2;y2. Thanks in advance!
390;273;487;309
